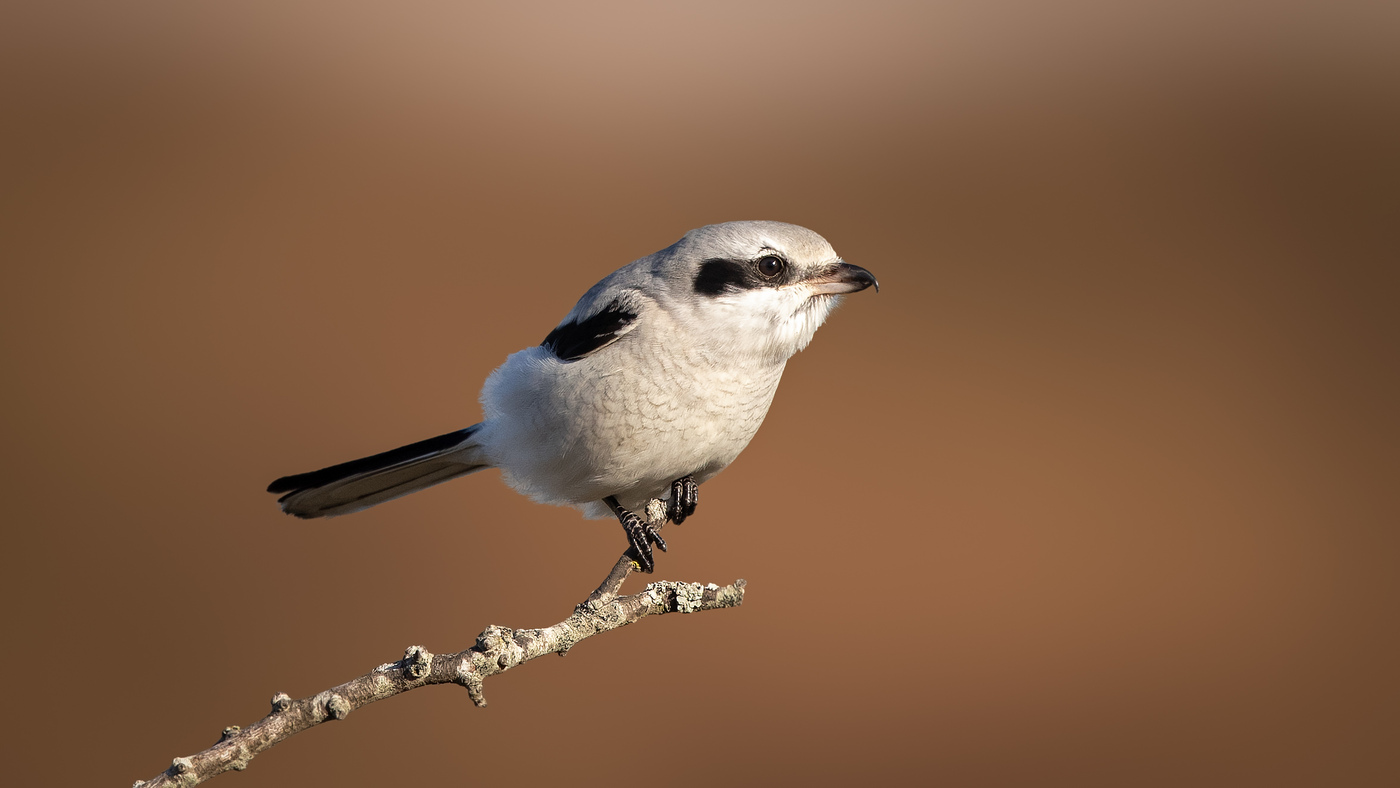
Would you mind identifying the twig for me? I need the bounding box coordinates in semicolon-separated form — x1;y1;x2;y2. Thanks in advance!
132;502;745;787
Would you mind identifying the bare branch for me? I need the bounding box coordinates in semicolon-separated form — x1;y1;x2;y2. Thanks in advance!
132;505;744;788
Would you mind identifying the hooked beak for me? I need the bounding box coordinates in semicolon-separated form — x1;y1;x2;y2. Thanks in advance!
806;262;879;295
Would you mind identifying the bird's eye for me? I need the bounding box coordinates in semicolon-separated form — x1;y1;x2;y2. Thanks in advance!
756;255;786;278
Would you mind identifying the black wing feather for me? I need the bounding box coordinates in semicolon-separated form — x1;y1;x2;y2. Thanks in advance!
541;299;638;362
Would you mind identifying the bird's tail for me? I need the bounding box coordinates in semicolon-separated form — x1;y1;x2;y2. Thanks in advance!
267;425;491;518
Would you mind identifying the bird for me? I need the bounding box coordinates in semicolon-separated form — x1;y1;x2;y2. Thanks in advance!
267;220;877;572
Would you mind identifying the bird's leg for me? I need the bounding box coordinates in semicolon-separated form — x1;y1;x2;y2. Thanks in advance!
604;495;667;574
667;475;699;524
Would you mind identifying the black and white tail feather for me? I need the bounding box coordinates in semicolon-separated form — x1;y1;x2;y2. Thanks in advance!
267;425;491;518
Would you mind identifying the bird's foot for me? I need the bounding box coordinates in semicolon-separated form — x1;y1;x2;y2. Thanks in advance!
605;496;667;573
667;476;699;524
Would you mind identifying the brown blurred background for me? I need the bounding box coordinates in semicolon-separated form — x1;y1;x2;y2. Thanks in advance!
2;1;1397;785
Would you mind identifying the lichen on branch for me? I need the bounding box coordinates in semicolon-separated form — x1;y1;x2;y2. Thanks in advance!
132;507;744;788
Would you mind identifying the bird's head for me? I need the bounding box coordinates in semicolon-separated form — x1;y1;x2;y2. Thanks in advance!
654;221;877;363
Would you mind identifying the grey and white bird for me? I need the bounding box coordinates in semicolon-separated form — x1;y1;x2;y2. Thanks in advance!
268;220;877;571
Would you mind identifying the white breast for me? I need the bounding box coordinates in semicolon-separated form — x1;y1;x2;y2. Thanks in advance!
475;334;786;517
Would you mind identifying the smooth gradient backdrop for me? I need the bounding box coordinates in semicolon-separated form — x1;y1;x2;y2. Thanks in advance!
2;2;1396;786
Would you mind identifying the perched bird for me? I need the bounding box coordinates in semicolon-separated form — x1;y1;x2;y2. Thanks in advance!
267;221;877;571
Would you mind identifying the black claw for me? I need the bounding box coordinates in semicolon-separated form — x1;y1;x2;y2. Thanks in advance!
621;512;655;572
607;495;666;573
667;476;700;524
683;478;698;516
